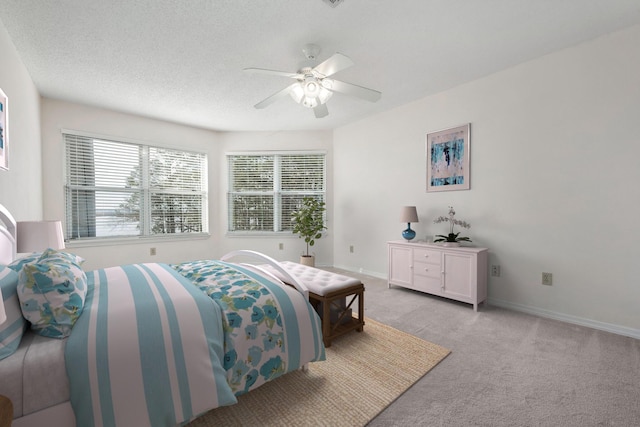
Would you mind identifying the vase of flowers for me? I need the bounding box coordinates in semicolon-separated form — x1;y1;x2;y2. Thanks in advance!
433;206;471;246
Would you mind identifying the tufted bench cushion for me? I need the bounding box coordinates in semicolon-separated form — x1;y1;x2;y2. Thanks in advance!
258;261;365;347
276;261;361;296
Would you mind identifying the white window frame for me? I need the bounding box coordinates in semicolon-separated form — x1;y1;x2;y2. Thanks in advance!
63;130;209;245
226;151;326;235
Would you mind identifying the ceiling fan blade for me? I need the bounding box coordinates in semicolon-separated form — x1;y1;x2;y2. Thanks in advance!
329;79;382;102
312;53;354;77
244;68;301;79
314;103;329;118
253;84;296;109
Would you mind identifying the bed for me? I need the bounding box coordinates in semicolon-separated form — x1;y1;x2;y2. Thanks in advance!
0;204;325;427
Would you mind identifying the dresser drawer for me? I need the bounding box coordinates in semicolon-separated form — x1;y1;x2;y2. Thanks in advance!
413;260;441;279
413;248;441;266
410;272;442;294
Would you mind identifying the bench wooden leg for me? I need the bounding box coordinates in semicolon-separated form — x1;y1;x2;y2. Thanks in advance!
357;291;364;332
322;296;332;347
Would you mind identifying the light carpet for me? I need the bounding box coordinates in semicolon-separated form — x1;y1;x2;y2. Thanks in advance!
188;318;450;427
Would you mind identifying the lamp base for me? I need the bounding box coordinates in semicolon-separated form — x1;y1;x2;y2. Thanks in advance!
402;224;416;241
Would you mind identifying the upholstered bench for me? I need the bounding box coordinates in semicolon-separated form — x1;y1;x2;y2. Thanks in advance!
263;261;365;347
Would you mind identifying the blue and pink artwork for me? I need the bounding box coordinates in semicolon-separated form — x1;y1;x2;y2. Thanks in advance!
426;124;470;192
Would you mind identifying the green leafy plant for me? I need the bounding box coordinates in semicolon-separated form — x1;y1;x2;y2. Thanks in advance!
433;206;472;243
291;197;327;257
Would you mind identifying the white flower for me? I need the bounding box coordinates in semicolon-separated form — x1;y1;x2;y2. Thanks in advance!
433;206;472;243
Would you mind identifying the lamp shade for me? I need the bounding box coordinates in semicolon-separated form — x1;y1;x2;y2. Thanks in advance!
400;206;419;223
16;220;65;253
0;287;6;325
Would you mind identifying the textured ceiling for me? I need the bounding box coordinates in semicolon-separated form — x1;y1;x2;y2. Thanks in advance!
1;0;640;131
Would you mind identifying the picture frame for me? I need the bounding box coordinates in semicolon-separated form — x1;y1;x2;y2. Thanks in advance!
426;123;470;192
0;88;7;171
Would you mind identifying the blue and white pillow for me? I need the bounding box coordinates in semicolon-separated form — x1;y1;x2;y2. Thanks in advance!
17;250;87;338
0;266;28;360
37;248;84;267
7;252;43;272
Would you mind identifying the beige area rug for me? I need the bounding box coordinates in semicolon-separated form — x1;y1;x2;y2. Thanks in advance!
188;318;450;427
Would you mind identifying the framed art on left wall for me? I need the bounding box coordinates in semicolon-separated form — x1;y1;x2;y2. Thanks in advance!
0;88;7;171
426;123;470;192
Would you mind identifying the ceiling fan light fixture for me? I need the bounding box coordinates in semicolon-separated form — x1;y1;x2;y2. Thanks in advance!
302;97;319;108
290;82;319;108
303;76;320;97
290;83;304;103
318;86;332;104
289;76;332;108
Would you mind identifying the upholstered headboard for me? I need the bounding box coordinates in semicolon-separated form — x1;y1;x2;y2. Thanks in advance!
0;204;17;264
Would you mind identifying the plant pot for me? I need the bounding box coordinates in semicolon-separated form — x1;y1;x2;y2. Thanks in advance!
442;242;461;247
300;255;315;267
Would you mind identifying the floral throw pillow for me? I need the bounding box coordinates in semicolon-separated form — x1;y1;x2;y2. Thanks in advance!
37;248;85;267
7;252;43;272
17;250;88;338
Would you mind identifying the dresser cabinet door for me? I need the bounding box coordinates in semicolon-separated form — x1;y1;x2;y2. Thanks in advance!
388;244;412;287
442;252;473;302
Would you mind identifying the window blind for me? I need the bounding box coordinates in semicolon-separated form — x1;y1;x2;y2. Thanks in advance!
227;153;325;233
64;132;207;241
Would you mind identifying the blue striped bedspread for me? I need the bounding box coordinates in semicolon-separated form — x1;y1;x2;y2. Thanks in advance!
65;263;237;427
171;260;326;396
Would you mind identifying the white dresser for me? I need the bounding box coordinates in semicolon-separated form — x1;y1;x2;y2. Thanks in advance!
387;240;489;311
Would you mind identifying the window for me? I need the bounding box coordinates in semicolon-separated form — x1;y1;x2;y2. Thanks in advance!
227;152;326;233
64;131;208;241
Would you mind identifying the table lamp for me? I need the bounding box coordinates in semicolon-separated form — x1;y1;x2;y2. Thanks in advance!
400;206;418;241
16;220;65;253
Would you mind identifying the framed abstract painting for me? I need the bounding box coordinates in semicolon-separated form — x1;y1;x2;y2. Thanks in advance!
0;88;7;171
426;123;470;192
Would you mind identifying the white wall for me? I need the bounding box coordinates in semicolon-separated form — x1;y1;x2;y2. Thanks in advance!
0;18;42;219
333;25;640;335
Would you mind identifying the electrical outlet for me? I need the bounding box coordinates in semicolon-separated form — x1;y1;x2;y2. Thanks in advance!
278;243;284;250
349;245;354;253
150;247;156;256
542;272;552;286
491;265;501;277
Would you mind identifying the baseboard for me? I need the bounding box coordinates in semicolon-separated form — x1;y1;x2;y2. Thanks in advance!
488;297;640;340
331;264;386;280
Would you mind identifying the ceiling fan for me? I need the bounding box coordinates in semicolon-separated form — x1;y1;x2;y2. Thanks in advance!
244;44;381;118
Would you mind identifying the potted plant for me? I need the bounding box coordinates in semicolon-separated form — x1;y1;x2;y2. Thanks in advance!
291;197;326;266
433;206;472;246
